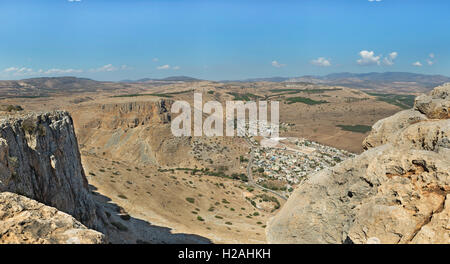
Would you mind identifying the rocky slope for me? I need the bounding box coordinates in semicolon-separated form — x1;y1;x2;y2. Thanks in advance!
0;192;105;244
266;84;450;244
74;99;199;167
0;111;107;235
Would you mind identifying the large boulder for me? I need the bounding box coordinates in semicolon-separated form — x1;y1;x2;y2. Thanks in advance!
0;192;105;244
414;83;450;119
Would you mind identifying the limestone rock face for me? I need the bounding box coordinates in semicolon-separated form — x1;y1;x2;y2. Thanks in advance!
414;83;450;119
266;84;450;244
98;99;173;129
0;111;106;232
362;109;427;149
0;192;105;244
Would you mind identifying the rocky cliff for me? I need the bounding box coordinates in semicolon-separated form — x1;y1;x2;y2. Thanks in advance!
266;84;450;244
98;100;172;129
0;192;105;244
74;99;196;167
0;111;106;235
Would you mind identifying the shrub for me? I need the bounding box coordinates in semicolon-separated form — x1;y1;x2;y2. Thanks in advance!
21;119;36;134
120;214;131;221
186;197;195;204
111;221;128;231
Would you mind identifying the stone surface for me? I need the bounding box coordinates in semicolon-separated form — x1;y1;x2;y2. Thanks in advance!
0;111;106;232
266;84;450;244
363;109;427;149
0;192;105;244
414;83;450;119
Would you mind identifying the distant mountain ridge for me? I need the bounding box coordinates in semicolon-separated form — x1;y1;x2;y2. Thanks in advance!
120;76;202;83
293;72;450;83
225;72;450;93
1;72;449;97
295;72;450;93
222;76;291;83
0;76;109;98
224;72;450;83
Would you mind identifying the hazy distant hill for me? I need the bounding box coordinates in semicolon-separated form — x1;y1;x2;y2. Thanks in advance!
287;72;450;93
121;76;201;83
224;72;450;93
222;77;291;83
0;77;111;98
290;72;450;84
2;72;449;98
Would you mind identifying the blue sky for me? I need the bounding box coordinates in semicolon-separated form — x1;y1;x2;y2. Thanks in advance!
0;0;449;81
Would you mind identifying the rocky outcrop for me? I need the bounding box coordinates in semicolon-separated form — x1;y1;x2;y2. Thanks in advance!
0;192;105;244
0;111;106;232
98;100;172;129
266;84;450;244
76;99;193;167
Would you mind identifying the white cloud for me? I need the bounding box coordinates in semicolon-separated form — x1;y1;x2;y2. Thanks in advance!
427;53;435;65
3;67;34;76
4;67;20;73
155;64;180;70
271;60;286;68
311;57;331;67
412;61;423;67
68;0;82;2
152;58;159;62
3;66;83;76
383;51;398;66
357;50;381;66
3;63;131;77
45;68;83;74
157;64;171;70
368;0;382;2
120;65;132;70
90;64;118;72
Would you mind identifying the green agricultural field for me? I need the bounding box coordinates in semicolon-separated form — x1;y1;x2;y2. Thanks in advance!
227;92;261;101
337;124;372;133
269;88;342;97
285;97;328;105
111;89;192;98
367;93;415;109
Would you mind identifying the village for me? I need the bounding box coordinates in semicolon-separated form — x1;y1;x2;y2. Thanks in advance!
242;121;355;197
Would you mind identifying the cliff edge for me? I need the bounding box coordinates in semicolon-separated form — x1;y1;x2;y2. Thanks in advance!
0;111;106;239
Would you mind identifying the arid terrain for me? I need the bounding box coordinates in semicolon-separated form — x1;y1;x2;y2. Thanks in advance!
0;76;447;243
